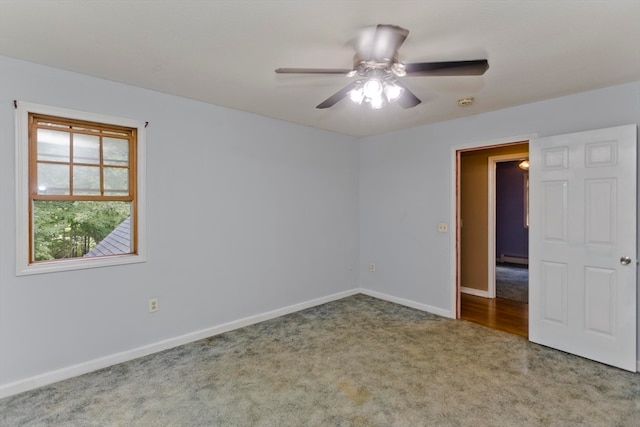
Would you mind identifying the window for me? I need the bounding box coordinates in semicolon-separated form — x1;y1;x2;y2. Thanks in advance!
16;102;146;275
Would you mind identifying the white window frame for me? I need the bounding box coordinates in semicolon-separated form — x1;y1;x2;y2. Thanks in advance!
15;102;147;275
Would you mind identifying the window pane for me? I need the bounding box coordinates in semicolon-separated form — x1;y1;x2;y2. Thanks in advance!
103;137;129;166
33;200;131;261
73;165;101;195
104;167;129;195
73;133;100;164
37;129;70;162
37;163;69;195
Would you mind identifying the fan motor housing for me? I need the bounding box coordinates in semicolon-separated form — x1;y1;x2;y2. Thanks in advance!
352;53;406;77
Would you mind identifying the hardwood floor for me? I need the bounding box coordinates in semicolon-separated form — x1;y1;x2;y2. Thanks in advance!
460;293;528;338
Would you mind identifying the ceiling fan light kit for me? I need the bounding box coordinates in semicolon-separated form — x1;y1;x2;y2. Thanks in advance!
275;24;489;110
348;73;405;109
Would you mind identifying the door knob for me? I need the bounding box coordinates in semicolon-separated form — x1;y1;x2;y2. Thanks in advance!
620;256;632;265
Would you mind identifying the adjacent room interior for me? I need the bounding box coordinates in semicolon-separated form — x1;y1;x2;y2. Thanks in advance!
458;143;530;337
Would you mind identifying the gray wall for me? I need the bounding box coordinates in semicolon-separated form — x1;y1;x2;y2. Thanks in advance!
359;80;640;354
0;56;360;388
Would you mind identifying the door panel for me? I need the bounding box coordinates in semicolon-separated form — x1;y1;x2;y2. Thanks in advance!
530;124;637;371
584;266;615;335
540;261;568;325
585;179;615;244
542;181;567;241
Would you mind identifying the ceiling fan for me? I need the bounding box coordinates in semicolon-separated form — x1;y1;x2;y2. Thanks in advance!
275;24;489;110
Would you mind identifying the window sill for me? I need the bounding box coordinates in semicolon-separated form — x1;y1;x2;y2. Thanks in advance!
17;254;146;276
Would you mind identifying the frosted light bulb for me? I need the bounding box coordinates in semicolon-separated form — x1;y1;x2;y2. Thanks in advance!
384;81;404;102
363;78;383;99
349;87;364;104
370;96;384;109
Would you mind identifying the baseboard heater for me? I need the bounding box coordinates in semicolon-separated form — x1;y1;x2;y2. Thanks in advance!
498;254;528;265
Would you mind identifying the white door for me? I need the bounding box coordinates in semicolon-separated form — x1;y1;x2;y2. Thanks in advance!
529;124;637;371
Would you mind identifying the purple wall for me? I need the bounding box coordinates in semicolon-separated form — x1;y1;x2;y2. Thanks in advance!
496;161;529;260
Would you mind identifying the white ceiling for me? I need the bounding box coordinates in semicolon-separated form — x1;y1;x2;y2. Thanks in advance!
1;1;639;137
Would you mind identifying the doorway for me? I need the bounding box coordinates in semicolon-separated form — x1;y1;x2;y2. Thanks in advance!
456;142;529;337
492;157;529;304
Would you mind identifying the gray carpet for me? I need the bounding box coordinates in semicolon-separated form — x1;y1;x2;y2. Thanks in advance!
496;264;529;303
1;294;638;426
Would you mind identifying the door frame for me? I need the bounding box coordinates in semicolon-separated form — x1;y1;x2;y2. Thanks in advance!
487;153;529;299
450;134;536;318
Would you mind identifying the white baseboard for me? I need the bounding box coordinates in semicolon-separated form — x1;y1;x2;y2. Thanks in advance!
359;288;453;318
637;360;640;373
460;286;490;298
0;289;359;399
498;254;529;265
3;288;634;398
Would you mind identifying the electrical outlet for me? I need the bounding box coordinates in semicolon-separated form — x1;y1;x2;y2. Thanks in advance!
370;262;376;272
149;298;158;313
438;222;448;233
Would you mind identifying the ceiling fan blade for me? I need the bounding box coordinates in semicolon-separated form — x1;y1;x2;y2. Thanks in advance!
275;67;352;75
404;59;489;76
316;81;359;109
369;24;409;62
394;81;422;108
